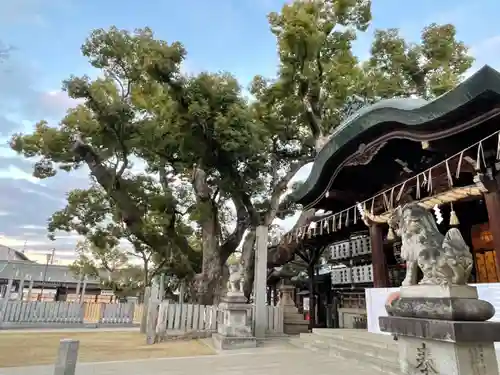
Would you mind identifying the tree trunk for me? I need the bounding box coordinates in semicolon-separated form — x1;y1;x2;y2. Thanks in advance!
143;258;150;288
240;228;256;301
197;204;226;305
192;166;231;305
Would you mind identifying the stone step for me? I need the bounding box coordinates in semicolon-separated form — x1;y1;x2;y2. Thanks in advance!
290;337;401;375
284;325;309;335
290;330;402;375
284;318;309;325
311;328;398;348
299;333;398;363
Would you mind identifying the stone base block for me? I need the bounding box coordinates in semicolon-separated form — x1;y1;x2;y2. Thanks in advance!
380;316;500;374
379;316;500;343
223;293;247;304
397;335;498;375
400;285;478;299
386;297;494;321
284;318;309;335
212;333;257;350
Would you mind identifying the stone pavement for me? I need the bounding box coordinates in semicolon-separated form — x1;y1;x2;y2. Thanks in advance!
1;341;381;375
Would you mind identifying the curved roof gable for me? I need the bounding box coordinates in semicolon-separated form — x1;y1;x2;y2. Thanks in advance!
292;65;500;207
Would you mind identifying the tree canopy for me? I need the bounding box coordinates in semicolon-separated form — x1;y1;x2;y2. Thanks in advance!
10;0;475;304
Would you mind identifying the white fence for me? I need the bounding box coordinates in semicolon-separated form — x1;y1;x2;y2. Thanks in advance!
155;303;218;334
99;303;135;324
262;305;284;334
0;300;137;328
154;303;284;336
1;301;84;324
0;299;285;335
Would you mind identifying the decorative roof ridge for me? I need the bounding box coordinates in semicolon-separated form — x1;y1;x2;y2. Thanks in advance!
292;65;500;207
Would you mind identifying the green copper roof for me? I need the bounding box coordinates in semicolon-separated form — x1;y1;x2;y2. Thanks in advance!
292;65;500;208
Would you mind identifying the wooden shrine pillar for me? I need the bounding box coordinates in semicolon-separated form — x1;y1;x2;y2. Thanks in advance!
483;190;500;275
369;224;389;287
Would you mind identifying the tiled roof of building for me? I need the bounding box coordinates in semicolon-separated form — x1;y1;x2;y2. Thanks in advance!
0;245;31;262
0;260;100;284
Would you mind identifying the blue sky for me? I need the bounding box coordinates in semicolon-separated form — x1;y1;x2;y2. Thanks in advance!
0;0;499;263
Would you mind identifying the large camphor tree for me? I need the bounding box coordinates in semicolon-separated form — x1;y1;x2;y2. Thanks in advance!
10;27;267;305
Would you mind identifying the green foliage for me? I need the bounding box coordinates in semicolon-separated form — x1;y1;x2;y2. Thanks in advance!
69;240;128;280
364;23;474;99
246;1;375;226
10;27;266;296
49;182;201;282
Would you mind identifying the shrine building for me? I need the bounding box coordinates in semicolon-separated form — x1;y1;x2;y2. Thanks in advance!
270;65;500;330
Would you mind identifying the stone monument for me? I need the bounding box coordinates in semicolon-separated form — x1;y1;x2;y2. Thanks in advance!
212;263;257;350
279;283;309;334
361;202;500;375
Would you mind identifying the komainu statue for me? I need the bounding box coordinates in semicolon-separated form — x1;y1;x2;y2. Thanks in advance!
227;263;244;293
362;203;473;286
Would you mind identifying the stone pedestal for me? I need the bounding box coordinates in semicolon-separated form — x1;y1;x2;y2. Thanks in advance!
212;292;256;350
381;285;500;375
279;285;309;335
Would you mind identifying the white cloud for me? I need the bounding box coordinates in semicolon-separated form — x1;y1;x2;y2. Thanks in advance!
0;165;40;184
20;224;46;230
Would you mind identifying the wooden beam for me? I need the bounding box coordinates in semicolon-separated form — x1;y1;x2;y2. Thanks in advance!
483;191;500;277
370;224;389;288
325;189;361;201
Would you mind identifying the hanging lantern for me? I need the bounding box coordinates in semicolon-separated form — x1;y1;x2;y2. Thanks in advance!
449;202;460;226
386;226;395;241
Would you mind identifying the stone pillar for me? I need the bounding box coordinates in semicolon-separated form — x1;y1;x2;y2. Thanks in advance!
159;274;165;301
253;224;268;339
75;278;81;299
17;276;25;301
54;339;79;375
278;284;296;312
79;278;87;303
369;224;389;287
381;285;500;375
26;278;33;301
212;291;256;350
483;191;500;275
146;283;160;345
279;284;309;335
140;286;151;334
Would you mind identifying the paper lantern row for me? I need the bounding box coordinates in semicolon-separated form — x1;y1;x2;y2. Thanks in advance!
329;236;371;260
331;265;373;285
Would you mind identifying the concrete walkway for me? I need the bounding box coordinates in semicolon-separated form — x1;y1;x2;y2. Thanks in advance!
2;343;380;375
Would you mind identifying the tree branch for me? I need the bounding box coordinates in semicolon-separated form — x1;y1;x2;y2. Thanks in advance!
220;195;249;260
71;137;197;273
265;156;313;224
